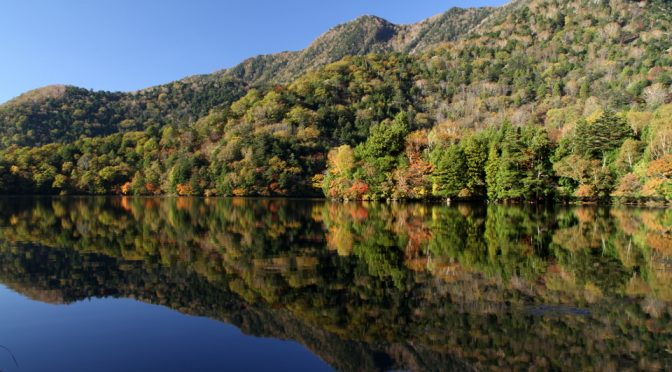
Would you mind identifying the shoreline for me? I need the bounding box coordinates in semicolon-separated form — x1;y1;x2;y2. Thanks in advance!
0;194;669;207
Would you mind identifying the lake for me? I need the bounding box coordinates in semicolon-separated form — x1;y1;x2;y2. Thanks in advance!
0;197;670;371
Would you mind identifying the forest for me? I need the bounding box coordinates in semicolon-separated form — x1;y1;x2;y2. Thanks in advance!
0;0;671;203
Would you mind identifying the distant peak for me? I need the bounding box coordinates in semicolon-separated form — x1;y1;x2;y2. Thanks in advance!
1;84;68;107
354;15;392;24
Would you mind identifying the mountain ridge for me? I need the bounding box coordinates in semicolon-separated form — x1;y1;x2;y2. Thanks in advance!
0;6;493;108
219;7;495;86
0;6;493;148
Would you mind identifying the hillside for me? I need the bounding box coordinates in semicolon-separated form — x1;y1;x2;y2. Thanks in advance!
0;7;491;149
0;76;246;148
0;0;671;202
224;7;494;85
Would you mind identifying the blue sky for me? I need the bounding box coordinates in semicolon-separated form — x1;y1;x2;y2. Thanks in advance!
0;0;507;103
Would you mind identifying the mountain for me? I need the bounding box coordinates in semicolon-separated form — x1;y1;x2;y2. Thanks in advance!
224;7;494;85
0;7;492;149
0;76;246;148
0;0;671;202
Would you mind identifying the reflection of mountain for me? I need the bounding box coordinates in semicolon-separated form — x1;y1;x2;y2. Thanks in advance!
0;243;469;372
0;197;670;370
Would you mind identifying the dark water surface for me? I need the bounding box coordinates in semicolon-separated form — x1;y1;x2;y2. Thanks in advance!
0;197;670;371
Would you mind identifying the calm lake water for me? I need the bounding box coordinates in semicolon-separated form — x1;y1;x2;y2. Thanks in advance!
0;197;670;371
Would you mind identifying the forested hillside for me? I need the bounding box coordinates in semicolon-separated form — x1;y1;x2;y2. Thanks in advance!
0;0;671;202
0;77;246;148
0;6;491;148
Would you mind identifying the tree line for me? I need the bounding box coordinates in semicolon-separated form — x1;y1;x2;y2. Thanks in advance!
323;107;671;203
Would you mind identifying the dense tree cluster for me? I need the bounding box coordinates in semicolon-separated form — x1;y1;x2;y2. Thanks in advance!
324;106;671;202
0;78;246;148
0;54;426;197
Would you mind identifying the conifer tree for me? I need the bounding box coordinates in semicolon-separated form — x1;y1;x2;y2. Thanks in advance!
462;134;489;197
485;144;501;201
574;111;633;160
431;145;467;198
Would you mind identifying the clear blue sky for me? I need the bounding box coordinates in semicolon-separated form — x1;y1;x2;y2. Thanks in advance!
0;0;507;103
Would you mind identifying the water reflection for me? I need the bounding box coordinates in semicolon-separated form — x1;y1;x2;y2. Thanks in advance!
0;197;670;370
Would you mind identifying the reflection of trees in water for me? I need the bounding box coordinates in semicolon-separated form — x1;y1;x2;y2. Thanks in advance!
0;197;670;370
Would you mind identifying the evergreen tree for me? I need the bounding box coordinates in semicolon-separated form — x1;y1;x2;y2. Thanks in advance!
485;145;500;201
520;127;554;200
462;133;489;197
495;126;526;200
431;145;467;198
574;111;634;160
486;124;554;201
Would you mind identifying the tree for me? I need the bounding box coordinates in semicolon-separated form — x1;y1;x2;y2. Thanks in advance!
358;112;409;160
520;126;554;200
647;104;672;160
574;111;633;160
643;83;668;108
486;124;553;201
486;124;526;201
612;173;642;201
327;145;355;176
462;133;489;197
485;145;500;201
643;155;672;200
614;139;645;176
169;157;195;193
130;172;147;195
52;174;69;192
431;145;467;198
553;154;592;195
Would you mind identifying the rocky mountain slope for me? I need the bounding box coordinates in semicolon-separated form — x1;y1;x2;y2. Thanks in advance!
224;7;494;85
